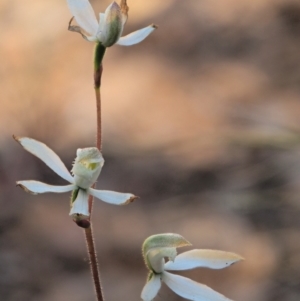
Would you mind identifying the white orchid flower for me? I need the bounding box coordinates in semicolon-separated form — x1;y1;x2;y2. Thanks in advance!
141;233;244;301
15;137;136;220
67;0;157;47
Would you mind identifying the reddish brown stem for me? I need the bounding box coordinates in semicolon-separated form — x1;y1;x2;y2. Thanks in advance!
85;226;104;301
84;43;106;301
95;85;102;151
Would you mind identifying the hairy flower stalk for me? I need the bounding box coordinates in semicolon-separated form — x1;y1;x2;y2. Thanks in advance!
141;233;244;301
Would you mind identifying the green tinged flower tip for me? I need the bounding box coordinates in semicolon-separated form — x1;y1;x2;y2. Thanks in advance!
142;233;191;259
101;2;123;47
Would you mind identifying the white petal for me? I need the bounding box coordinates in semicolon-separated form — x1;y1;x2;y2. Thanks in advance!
15;137;74;183
88;188;137;205
116;24;157;46
86;35;99;42
141;274;162;301
17;180;75;194
69;189;89;216
165;250;244;271
97;13;106;33
162;272;232;301
67;0;98;36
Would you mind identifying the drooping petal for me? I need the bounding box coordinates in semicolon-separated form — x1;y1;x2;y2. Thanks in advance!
119;0;129;27
165;249;244;271
141;274;161;301
17;180;75;194
162;272;232;301
68;16;95;41
88;188;137;205
67;0;98;36
14;137;74;183
116;24;157;46
69;189;89;217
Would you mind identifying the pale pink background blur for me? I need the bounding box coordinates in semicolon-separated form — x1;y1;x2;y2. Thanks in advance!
1;0;300;300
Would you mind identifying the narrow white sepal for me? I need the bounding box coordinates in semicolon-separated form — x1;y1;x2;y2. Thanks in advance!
15;137;74;183
88;188;136;205
97;13;106;36
141;274;162;301
117;25;157;46
67;0;98;36
162;272;232;301
165;250;244;271
17;181;75;195
87;35;99;42
69;189;89;217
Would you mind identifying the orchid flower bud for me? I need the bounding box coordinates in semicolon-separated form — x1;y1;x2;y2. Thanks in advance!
98;2;123;47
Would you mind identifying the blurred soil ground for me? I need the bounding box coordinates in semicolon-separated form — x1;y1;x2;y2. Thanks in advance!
1;0;300;300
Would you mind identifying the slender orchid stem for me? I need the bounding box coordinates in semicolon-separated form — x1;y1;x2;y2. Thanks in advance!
95;87;102;151
84;43;107;301
85;226;104;301
89;43;106;213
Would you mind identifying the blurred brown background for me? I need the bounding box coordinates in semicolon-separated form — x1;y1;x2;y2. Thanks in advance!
1;0;300;300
